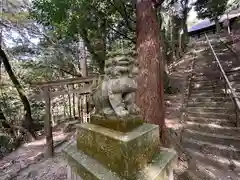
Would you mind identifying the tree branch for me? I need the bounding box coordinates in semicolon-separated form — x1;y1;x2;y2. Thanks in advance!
51;65;82;77
109;0;135;32
108;26;136;43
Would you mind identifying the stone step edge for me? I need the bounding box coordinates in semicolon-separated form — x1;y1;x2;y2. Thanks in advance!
187;116;233;121
190;158;236;180
184;121;240;131
186;111;235;116
186;148;240;172
186;107;234;111
182;137;240;153
186;117;235;124
184;129;240;141
189;96;232;99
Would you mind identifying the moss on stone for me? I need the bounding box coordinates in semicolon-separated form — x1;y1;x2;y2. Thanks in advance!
90;115;144;132
76;123;160;178
63;145;177;180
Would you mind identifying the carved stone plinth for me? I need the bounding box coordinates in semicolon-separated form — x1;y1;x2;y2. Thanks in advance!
63;118;177;180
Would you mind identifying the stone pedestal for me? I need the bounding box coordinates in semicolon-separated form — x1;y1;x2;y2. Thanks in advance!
63;117;177;180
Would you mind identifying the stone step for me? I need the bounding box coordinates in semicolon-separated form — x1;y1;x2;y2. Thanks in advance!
191;80;225;86
194;86;239;93
187;100;233;107
186;148;240;172
185;149;240;179
191;86;226;92
192;75;222;81
191;79;240;86
182;138;240;161
211;60;239;69
191;80;240;90
190;79;225;84
192;72;240;81
187;107;234;114
190;92;227;97
232;84;240;92
176;165;213;180
187;111;236;119
183;129;240;149
184;121;240;137
186;116;236;127
210;63;240;71
187;161;223;180
188;97;232;104
228;73;240;81
226;69;240;74
190;89;225;94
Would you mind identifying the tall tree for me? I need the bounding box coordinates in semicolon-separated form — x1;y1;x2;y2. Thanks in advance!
194;0;228;33
0;48;36;138
136;0;166;144
180;0;190;53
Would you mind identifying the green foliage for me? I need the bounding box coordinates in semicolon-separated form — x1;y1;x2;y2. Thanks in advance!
0;60;49;122
0;133;15;158
194;0;228;20
226;0;240;12
30;0;135;72
2;11;29;24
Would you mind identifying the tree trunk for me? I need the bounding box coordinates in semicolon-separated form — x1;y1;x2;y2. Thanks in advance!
72;84;76;118
0;107;6;121
80;29;105;73
67;85;72;119
0;48;36;138
43;87;53;157
214;18;221;33
136;0;166;145
0;28;2;80
80;46;88;77
78;39;89;122
160;28;168;65
181;0;189;52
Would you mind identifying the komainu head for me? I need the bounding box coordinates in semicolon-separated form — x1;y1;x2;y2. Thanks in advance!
105;49;138;79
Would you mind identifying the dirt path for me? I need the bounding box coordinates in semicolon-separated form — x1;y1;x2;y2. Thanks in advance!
0;130;72;180
13;154;67;180
14;134;76;180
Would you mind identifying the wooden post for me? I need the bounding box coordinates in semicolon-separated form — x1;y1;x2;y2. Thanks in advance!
72;83;76;118
43;86;54;157
63;94;68;119
67;84;72;119
77;91;81;122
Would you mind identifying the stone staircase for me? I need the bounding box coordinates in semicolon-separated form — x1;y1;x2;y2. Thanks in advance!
181;35;240;180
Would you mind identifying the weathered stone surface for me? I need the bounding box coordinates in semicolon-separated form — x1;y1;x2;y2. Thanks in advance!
63;145;121;180
90;50;140;119
90;114;144;132
136;148;177;180
76;123;160;178
63;145;177;180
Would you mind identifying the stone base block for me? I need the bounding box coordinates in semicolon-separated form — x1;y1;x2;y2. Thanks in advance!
76;123;160;177
91;115;144;132
63;144;177;180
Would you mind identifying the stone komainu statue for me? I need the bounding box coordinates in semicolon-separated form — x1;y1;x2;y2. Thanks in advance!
91;50;140;118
